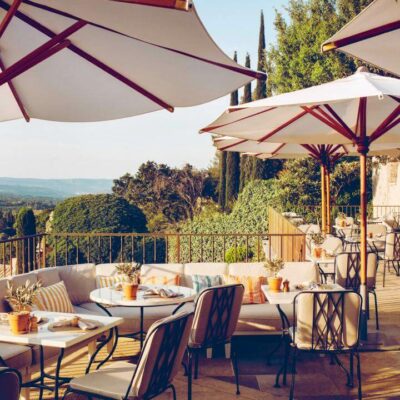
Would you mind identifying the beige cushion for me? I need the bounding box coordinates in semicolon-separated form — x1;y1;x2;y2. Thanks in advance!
235;304;292;333
9;272;37;288
190;284;244;347
228;262;269;278
36;281;74;313
0;278;11;312
183;263;228;288
36;267;60;287
278;262;320;285
140;263;184;280
97;275;129;288
0;342;32;370
294;292;361;350
57;264;96;305
79;302;194;335
95;263;126;277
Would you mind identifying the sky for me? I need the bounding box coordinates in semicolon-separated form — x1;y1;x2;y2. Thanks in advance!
0;0;288;179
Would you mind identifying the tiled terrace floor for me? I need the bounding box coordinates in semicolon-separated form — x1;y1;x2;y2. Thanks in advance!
30;266;400;400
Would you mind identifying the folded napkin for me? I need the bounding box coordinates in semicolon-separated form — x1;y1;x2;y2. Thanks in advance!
143;288;183;299
52;316;100;330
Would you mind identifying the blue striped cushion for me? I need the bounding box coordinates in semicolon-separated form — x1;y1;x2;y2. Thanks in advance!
192;275;222;294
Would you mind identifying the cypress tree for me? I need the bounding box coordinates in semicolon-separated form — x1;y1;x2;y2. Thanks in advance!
15;207;36;273
218;151;227;211
225;52;241;208
240;53;254;191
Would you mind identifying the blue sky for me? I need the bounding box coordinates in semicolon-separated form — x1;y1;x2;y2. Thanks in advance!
0;0;288;179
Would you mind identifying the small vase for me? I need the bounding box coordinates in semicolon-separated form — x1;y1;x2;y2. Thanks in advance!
123;282;138;300
8;311;30;334
269;276;283;292
313;247;323;258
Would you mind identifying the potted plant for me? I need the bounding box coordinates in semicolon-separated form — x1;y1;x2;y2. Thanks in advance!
264;258;285;292
310;233;325;258
5;280;42;334
116;263;141;300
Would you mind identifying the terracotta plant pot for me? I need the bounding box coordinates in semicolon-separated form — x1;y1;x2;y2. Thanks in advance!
340;220;347;227
8;311;30;335
269;276;283;292
123;283;138;300
313;247;323;258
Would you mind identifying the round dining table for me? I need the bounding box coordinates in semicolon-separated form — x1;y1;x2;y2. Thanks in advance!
90;285;196;349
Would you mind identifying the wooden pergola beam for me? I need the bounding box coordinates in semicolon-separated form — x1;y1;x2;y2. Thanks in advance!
0;0;21;38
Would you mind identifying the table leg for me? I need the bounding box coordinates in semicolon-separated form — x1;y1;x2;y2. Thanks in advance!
273;304;290;388
54;348;65;400
140;306;144;350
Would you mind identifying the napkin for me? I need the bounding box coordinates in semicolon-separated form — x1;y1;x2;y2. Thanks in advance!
143;288;183;298
52;316;100;330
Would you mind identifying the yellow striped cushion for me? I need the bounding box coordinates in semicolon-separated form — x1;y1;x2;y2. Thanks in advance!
227;275;265;304
36;281;74;313
140;275;180;286
96;275;129;288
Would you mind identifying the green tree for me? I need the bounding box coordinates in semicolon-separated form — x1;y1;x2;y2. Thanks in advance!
255;10;267;99
218;152;227;211
15;207;36;273
225;51;241;207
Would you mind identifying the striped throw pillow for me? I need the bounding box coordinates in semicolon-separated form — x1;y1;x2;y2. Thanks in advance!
140;275;180;286
36;281;74;313
96;275;129;288
227;275;265;304
192;275;222;293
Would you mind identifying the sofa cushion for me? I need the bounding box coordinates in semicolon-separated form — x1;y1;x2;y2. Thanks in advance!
227;275;265;304
140;264;184;281
9;272;38;288
95;263;124;277
278;262;320;285
192;275;222;294
78;302;194;335
235;304;293;333
36;267;60;287
36;281;74;313
97;275;129;289
0;278;11;312
183;263;228;288
141;275;180;286
0;342;32;370
57;264;96;305
228;263;269;278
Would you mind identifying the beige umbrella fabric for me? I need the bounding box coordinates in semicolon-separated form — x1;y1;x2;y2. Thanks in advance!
322;0;400;77
0;0;263;122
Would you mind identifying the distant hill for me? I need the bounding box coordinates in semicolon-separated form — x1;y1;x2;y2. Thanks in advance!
0;177;113;199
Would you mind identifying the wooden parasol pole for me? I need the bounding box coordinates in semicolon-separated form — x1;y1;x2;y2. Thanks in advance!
320;164;327;233
325;166;331;234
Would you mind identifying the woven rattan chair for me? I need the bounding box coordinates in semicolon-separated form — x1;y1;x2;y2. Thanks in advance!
187;284;244;400
335;251;379;330
63;311;194;400
288;291;362;400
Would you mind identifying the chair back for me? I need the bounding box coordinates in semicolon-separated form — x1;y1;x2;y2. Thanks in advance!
0;368;21;400
127;311;194;399
385;232;400;261
321;236;342;255
293;291;361;351
367;223;386;237
335;252;377;290
190;284;244;348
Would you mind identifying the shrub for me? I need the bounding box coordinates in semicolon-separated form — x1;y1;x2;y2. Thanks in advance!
225;245;254;263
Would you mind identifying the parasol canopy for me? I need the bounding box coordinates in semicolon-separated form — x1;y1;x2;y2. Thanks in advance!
322;0;400;77
0;0;263;122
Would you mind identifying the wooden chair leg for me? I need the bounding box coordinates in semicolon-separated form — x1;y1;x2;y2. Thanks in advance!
372;290;380;330
20;368;31;400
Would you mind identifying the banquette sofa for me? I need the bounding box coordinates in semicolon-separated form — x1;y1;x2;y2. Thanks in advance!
0;260;320;391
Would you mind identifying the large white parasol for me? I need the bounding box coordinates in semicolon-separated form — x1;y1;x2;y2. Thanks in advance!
202;68;400;338
0;0;263;122
322;0;400;77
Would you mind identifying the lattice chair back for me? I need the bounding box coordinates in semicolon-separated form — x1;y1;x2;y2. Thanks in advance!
293;291;361;351
190;284;244;348
385;232;400;261
126;311;194;399
0;368;21;400
335;252;377;291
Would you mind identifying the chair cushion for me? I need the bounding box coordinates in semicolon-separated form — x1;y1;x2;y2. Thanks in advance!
36;267;60;287
183;263;228;288
235;304;292;333
0;342;32;370
191;275;222;293
36;281;74;313
78;302;194;335
69;361;136;399
226;275;265;304
57;264;96;305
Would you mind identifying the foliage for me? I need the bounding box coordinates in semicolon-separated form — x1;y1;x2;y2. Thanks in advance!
15;207;36;237
5;280;42;312
115;263;141;283
310;233;325;246
35;209;52;233
225;152;240;208
225;245;253;263
255;10;267;100
264;258;285;277
218;152;227;211
113;161;215;226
